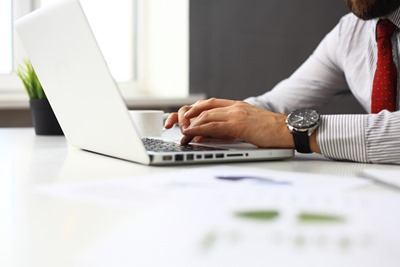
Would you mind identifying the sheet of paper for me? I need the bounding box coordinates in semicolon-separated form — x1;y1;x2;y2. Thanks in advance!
75;191;400;267
33;166;400;267
34;166;370;210
360;169;400;190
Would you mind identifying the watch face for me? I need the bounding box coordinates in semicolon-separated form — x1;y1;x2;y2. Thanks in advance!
287;109;320;129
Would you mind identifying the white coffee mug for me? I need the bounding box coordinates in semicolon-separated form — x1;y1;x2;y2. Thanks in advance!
129;110;165;137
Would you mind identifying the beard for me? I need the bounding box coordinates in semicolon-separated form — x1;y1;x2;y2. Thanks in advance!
346;0;400;20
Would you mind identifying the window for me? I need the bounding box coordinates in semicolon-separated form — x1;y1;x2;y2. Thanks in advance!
0;0;29;91
0;0;13;75
41;0;136;82
1;0;189;98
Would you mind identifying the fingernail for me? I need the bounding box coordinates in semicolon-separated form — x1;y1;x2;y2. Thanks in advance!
184;111;191;117
181;136;192;145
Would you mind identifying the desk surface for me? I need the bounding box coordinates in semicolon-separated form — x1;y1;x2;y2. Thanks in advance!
2;128;400;267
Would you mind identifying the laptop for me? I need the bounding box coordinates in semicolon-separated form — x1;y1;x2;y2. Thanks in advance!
15;0;294;165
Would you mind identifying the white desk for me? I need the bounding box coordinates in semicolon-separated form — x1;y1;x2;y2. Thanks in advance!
2;128;400;267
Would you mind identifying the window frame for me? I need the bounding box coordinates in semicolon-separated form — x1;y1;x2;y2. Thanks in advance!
0;0;34;92
0;0;189;99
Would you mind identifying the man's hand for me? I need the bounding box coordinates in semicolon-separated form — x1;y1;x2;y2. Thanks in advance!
165;98;295;149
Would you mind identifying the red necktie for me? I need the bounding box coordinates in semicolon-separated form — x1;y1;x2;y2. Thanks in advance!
371;19;398;113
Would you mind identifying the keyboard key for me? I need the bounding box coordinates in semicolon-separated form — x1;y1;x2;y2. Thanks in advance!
142;138;225;152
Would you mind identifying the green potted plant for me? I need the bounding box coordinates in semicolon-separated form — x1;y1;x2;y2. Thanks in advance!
17;59;63;135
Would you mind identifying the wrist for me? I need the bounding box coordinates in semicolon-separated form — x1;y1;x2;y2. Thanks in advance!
280;116;320;153
286;109;320;153
277;114;295;148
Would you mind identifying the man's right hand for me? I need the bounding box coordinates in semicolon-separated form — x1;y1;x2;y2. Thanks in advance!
163;98;299;152
164;98;238;144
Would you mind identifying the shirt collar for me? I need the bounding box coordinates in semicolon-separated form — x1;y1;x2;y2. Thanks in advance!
382;6;400;28
370;6;400;39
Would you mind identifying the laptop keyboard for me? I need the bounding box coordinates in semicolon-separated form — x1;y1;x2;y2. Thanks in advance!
142;138;226;152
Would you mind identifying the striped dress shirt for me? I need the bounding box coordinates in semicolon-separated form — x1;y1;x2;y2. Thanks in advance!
245;8;400;164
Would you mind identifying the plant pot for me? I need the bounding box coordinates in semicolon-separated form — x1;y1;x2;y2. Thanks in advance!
30;99;63;135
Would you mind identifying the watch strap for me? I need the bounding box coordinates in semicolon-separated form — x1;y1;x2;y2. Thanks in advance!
292;130;312;153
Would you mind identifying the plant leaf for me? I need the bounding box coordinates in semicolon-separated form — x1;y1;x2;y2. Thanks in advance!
16;59;45;100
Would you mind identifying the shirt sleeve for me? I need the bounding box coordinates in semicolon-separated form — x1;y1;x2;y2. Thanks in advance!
317;114;368;163
318;111;400;164
365;111;400;164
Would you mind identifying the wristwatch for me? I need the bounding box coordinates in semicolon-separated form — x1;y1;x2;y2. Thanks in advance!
286;108;320;153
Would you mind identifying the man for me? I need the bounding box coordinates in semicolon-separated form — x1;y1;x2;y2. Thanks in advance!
165;0;400;165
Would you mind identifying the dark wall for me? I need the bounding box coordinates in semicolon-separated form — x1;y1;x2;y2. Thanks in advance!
190;0;366;114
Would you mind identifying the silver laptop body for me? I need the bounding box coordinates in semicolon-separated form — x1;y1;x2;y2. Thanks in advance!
15;0;294;165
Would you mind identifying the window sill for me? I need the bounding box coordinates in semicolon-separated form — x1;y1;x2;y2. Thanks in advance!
0;91;206;111
0;91;29;110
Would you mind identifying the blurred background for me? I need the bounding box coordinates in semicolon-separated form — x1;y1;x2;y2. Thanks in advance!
0;0;365;127
190;0;365;114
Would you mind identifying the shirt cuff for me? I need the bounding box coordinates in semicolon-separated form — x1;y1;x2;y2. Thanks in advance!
317;114;369;163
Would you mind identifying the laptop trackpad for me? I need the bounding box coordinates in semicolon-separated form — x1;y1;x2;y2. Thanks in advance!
192;138;259;150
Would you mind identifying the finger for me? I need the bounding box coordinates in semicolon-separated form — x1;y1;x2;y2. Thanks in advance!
177;105;193;131
182;122;234;140
180;105;233;145
184;98;236;119
180;109;229;145
164;112;178;129
192;136;203;143
180;134;194;145
180;135;204;146
188;107;229;128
